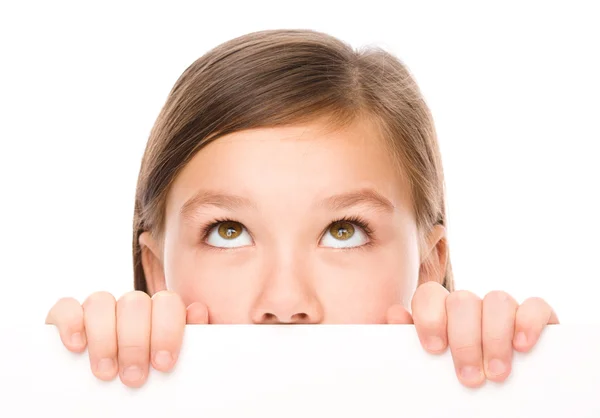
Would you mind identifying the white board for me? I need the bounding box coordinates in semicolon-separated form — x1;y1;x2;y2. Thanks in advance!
1;325;599;417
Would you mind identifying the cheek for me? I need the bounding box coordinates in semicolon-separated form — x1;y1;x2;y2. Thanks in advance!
163;244;258;322
316;249;418;323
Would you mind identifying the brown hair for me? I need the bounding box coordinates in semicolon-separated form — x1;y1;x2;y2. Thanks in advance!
133;29;454;293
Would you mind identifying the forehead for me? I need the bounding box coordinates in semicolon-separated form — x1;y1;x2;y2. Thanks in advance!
166;118;411;215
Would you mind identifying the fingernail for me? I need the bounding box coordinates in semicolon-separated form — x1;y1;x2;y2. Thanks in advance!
460;366;483;381
487;359;507;376
154;350;173;369
97;358;115;375
425;336;445;352
70;332;84;347
123;366;144;382
515;331;527;346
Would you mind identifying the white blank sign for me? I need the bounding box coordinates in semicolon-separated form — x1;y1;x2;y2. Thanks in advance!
2;325;599;417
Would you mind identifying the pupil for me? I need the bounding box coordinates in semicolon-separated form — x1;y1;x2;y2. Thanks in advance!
331;222;354;240
219;222;240;239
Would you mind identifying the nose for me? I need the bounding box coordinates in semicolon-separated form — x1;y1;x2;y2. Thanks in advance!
250;264;323;324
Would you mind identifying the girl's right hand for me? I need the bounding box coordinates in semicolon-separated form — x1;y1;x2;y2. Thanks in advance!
45;290;209;388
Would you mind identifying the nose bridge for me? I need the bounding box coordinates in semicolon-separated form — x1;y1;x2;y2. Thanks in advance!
251;245;323;324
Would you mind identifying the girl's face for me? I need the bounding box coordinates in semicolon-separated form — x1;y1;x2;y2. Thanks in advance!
141;118;444;323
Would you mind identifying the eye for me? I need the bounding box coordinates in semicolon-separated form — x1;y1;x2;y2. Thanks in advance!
205;221;253;248
319;220;369;249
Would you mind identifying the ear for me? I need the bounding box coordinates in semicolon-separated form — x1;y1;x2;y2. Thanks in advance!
418;224;448;286
138;231;167;295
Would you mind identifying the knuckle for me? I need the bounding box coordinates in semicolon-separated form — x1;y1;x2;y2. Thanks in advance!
86;333;118;355
83;291;116;308
484;291;519;313
482;329;506;345
48;298;83;325
414;315;446;333
117;292;152;317
417;281;445;293
412;281;449;314
87;336;117;351
118;290;151;304
521;296;548;307
517;297;552;323
152;292;186;316
516;300;553;328
55;297;80;308
413;281;449;304
484;290;514;304
118;345;149;361
446;290;479;308
62;317;84;333
151;290;181;302
451;342;481;357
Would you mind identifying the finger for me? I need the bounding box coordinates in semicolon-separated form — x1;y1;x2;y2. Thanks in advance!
186;302;209;324
513;297;559;353
45;297;87;352
150;291;186;372
446;290;485;388
116;291;152;388
482;291;518;382
82;291;118;381
411;281;449;353
386;304;413;324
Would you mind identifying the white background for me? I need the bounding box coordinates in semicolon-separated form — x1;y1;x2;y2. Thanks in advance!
0;1;598;325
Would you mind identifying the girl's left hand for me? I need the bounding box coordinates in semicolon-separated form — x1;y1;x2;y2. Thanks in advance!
386;282;559;388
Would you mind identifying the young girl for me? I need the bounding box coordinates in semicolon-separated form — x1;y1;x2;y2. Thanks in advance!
45;29;558;390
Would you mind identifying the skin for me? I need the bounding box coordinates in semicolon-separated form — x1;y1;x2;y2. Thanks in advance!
46;117;558;389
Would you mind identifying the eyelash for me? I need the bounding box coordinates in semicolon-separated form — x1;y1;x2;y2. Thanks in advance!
200;217;238;242
325;215;373;238
322;215;376;250
199;216;375;246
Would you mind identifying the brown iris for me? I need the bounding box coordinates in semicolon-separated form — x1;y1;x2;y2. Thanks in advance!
217;221;243;239
329;221;355;240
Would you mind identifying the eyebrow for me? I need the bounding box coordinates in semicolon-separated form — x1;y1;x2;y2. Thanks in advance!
180;187;396;220
320;188;396;213
180;190;255;219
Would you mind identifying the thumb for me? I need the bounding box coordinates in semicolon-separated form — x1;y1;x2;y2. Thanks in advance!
186;301;210;324
386;304;413;324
